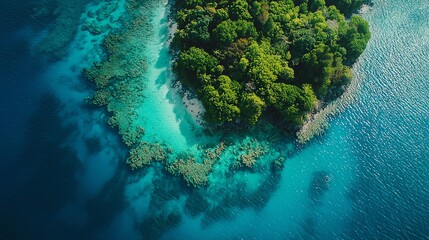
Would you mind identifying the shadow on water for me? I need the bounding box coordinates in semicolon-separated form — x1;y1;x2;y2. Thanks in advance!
129;161;284;240
0;93;83;240
301;216;317;239
295;170;331;239
190;169;283;228
155;44;170;71
83;163;130;238
85;137;102;155
139;167;184;240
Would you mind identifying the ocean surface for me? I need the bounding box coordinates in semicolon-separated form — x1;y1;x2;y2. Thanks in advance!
0;0;428;239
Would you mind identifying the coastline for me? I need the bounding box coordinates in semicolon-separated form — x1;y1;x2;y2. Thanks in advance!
296;5;372;144
359;4;372;15
167;15;206;126
296;74;361;144
173;82;206;126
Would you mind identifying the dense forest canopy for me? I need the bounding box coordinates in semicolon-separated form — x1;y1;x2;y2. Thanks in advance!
173;0;370;127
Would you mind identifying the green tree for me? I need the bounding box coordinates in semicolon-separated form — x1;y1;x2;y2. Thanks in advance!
245;41;294;90
291;28;317;56
267;83;307;125
310;0;325;12
298;43;334;96
213;8;229;25
240;93;266;125
301;84;317;110
176;47;218;80
213;20;238;46
201;75;241;123
338;15;370;63
325;0;365;16
230;0;252;20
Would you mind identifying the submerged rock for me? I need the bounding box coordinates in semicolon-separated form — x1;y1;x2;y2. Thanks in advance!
308;171;332;205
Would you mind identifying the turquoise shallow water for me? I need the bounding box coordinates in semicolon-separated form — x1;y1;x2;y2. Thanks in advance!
1;0;428;239
135;1;212;152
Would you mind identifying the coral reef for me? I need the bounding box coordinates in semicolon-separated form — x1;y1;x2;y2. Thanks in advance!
83;0;158;153
238;139;269;168
273;157;286;170
308;171;331;205
33;0;91;59
81;20;110;36
167;142;227;187
227;137;270;169
127;142;170;169
167;157;212;187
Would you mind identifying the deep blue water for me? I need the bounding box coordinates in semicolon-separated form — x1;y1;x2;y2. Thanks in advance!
0;2;46;197
0;0;428;239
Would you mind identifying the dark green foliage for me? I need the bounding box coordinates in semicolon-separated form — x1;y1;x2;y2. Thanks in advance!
213;20;239;46
201;75;241;123
291;28;317;56
174;0;370;128
230;0;252;20
175;47;218;82
325;0;367;16
240;93;266;125
212;19;258;46
267;83;316;124
339;15;371;63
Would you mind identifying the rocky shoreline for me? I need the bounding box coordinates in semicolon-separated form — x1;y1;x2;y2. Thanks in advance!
296;5;373;144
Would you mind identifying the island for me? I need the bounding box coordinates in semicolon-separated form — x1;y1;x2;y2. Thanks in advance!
173;0;370;128
84;0;371;187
